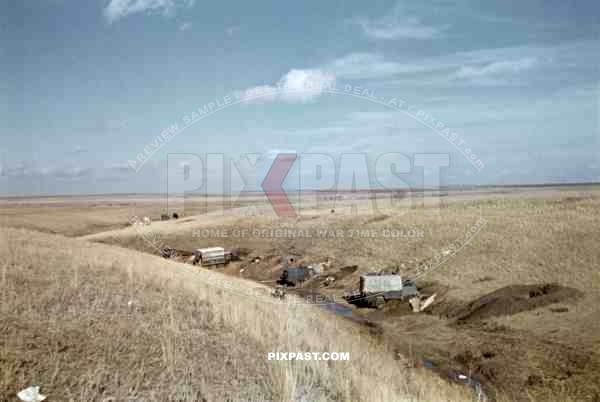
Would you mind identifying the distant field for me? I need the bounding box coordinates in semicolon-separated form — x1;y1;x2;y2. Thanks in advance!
0;197;247;237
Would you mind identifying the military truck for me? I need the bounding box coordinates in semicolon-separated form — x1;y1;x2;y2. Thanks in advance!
193;247;231;267
346;272;418;308
277;266;317;286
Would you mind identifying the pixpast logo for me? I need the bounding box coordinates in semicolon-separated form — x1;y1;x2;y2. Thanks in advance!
167;152;449;217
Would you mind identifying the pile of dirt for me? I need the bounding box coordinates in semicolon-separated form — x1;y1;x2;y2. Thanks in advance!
367;215;388;223
333;264;358;280
369;299;413;318
443;284;582;323
232;255;281;282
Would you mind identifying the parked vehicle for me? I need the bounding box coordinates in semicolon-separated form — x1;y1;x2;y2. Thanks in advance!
193;247;231;267
346;272;418;308
226;248;241;261
278;267;316;286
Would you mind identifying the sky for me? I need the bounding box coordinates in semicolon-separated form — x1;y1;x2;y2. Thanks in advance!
1;0;599;195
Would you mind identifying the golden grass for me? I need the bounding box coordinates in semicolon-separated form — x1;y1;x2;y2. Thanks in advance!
0;226;473;402
80;189;600;402
0;197;238;237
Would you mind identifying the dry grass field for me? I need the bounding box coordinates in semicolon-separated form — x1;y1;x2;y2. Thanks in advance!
79;186;600;402
0;226;472;402
3;186;600;401
0;195;240;237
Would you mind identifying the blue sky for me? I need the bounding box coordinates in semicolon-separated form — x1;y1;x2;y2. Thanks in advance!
1;0;598;195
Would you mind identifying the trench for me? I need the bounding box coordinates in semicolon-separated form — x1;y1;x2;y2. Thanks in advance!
135;246;501;400
292;288;491;401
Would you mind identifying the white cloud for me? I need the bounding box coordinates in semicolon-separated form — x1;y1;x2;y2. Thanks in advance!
326;53;434;80
322;41;575;83
0;160;173;194
95;161;136;182
351;3;448;40
328;51;542;82
238;40;593;106
355;16;447;40
240;69;335;104
104;0;195;23
105;161;132;172
54;166;92;180
0;161;92;180
279;69;335;103
2;160;29;177
455;58;538;79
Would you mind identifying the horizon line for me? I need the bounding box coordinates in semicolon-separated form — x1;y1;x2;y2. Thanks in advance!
1;181;599;200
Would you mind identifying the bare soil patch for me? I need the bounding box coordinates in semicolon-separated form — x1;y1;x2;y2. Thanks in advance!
440;284;583;323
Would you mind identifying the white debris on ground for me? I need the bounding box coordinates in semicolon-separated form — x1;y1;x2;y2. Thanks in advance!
409;293;437;313
308;263;323;275
126;299;144;313
409;297;421;312
420;293;437;311
17;386;46;402
322;276;336;287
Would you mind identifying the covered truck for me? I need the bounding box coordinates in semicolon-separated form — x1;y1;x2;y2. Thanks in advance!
347;272;418;308
193;247;231;267
278;266;317;286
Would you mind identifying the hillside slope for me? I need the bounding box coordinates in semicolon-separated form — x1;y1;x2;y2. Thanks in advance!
0;226;471;402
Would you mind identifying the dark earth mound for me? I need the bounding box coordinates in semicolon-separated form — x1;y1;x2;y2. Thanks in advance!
443;283;582;323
